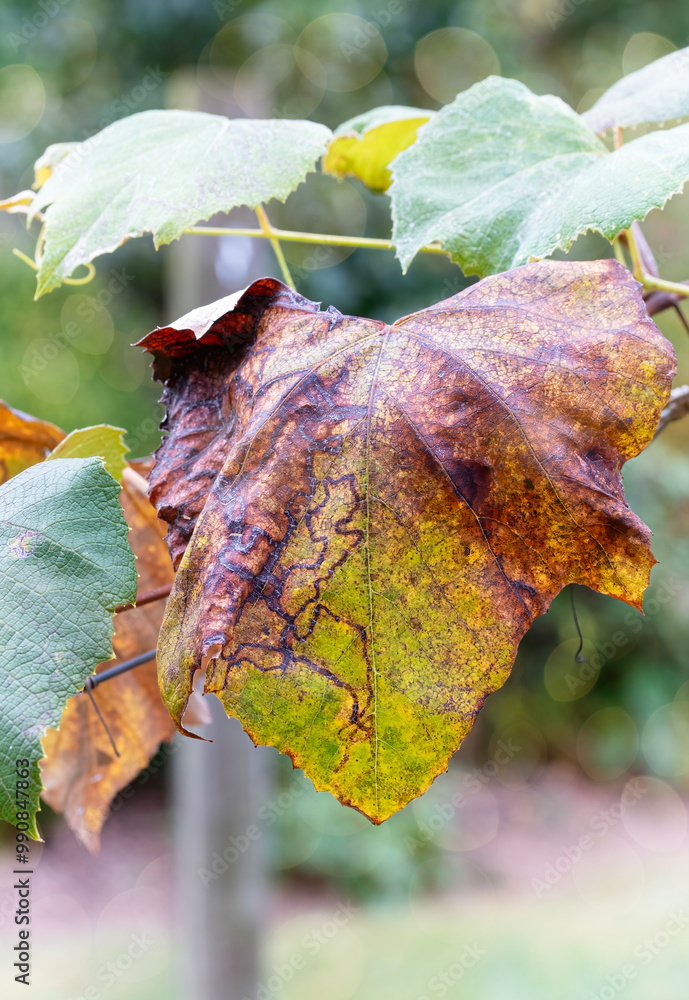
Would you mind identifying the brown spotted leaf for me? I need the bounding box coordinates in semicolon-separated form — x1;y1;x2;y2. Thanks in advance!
142;261;674;822
40;468;176;852
0;400;64;484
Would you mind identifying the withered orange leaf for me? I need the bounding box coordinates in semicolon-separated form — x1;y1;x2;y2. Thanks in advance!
0;400;64;484
141;261;675;822
40;468;176;852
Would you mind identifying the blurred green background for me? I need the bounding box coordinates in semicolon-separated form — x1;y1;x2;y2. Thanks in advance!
1;1;688;998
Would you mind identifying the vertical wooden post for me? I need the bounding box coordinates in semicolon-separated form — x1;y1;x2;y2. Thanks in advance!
165;70;273;998
172;708;269;1000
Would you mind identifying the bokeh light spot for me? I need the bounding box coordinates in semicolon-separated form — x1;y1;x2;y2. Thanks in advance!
26;17;98;93
621;776;688;853
97;335;149;393
61;294;115;356
297;14;387;94
234;44;326;119
622;32;676;76
576;707;638;781
21;339;80;404
0;64;45;143
641;701;689;779
95;887;170;982
414;28;499;104
544;637;599;702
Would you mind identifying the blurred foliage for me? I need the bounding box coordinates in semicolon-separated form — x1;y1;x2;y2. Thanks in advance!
1;0;688;893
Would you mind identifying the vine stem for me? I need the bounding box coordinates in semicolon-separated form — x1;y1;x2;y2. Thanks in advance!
612;237;627;267
84;682;121;757
625;226;645;281
654;385;689;437
639;274;689;298
114;582;173;614
87;649;157;688
255;204;295;288
81;647;158;754
183;224;449;256
12;249;37;270
624;226;689;299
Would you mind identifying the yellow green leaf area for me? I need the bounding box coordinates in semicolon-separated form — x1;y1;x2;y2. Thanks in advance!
151;261;674;822
48;424;128;482
324;110;431;192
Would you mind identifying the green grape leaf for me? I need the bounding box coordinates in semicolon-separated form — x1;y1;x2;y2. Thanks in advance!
0;458;136;837
47;425;128;483
323;106;433;192
582;47;689;134
29;110;333;296
390;76;689;276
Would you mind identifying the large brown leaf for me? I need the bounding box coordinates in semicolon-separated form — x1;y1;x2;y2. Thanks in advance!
40;468;176;852
0;400;64;484
142;261;675;822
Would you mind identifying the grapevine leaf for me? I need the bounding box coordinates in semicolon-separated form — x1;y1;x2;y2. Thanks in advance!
32;142;80;189
0;401;64;485
29;110;333;296
582;47;689;133
142;261;674;822
389;76;689;276
0;458;136;837
323;107;433;192
0;143;79;217
40;467;176;852
48;425;128;483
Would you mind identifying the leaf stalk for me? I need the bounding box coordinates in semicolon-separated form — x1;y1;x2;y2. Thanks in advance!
183;225;449;256
624;225;689;300
255;205;295;289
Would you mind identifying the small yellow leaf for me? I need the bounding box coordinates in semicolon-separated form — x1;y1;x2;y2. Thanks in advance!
0;190;34;214
324;107;432;192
